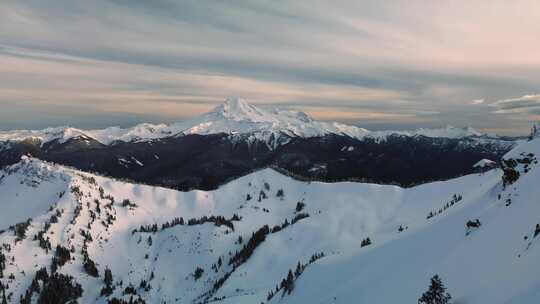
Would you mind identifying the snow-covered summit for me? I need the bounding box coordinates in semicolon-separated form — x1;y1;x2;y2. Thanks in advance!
212;97;281;123
0;98;491;147
179;97;370;141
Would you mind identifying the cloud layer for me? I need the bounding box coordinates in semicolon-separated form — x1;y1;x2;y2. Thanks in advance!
1;1;539;134
492;94;540;114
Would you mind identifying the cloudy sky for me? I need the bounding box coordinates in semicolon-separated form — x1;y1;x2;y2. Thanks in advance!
1;1;539;135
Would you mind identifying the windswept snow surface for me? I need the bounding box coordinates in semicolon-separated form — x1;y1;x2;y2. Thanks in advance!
0;97;489;148
0;139;539;303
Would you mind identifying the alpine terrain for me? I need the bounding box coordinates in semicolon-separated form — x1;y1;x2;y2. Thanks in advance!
0;130;539;303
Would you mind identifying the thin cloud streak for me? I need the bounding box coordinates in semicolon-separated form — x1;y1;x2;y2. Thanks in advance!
0;1;539;135
491;94;540;114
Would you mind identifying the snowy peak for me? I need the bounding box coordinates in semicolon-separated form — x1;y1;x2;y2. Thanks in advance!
413;125;482;139
1;155;69;184
210;97;314;125
0;126;88;146
0;97;499;148
181;98;325;141
215;97;272;122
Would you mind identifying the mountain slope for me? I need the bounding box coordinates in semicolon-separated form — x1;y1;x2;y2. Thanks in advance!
0;138;538;303
274;140;540;304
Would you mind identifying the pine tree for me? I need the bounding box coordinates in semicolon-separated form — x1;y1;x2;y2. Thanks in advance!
101;267;114;297
0;282;6;304
418;275;452;304
294;262;302;278
104;267;113;286
285;270;295;294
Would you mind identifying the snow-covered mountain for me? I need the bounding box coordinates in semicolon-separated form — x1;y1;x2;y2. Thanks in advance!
0;97;489;148
0;98;515;191
0;137;539;304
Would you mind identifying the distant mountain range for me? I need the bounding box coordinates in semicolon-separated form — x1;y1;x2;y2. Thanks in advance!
0;98;518;189
0;97;499;147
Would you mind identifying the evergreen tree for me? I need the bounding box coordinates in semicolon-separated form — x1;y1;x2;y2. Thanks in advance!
193;267;204;280
0;282;6;304
418;275;452;304
361;237;372;247
285;270;295;294
104;267;113;286
294;262;302;278
101;267;114;297
0;250;5;278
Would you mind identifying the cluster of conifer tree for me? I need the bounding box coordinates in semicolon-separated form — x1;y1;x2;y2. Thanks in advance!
211;257;223;273
12;219;32;242
291;213;309;225
0;247;6;278
270;213;310;234
20;267;83;304
123;284;137;296
267;252;325;301
135;214;242;234
108;295;146;304
501;158;521;188
229;225;270;268
207;224;283;300
70;203;83;225
0;281;7;304
100;267;114;296
426;194;463;220
360;237;372;247
34;210;62;253
51;245;71;273
138;278;152;292
121;199;137;208
80;229;98;277
258;190;268;201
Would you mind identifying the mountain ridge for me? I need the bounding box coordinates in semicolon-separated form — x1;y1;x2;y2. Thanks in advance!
0;97;492;148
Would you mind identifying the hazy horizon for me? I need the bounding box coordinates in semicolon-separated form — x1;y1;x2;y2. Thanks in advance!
0;98;531;137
